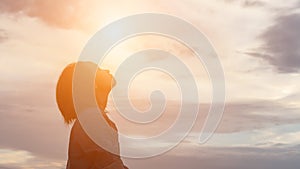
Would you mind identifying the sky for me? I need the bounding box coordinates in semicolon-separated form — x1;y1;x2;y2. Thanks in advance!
0;0;300;168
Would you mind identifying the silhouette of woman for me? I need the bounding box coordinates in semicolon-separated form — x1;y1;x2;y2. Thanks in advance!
56;62;128;169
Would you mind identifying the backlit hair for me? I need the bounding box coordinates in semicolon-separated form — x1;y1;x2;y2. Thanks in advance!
56;62;115;124
56;63;77;124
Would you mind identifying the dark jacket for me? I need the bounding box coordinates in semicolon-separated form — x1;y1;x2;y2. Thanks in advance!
66;119;128;169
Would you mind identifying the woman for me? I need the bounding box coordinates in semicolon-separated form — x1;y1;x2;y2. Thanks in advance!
56;62;128;169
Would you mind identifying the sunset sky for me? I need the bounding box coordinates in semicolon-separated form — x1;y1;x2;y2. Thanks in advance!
0;0;300;168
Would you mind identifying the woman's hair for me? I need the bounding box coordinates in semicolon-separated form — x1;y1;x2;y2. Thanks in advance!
56;63;77;124
56;62;115;124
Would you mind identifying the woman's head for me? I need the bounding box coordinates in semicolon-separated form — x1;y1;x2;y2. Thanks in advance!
56;62;115;124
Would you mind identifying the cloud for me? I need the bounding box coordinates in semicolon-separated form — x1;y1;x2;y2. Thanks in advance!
0;0;169;30
223;0;266;8
2;143;300;169
111;97;300;142
0;0;92;30
2;84;299;163
0;148;65;169
195;99;300;133
0;29;8;43
0;89;69;161
0;10;84;161
246;13;300;73
0;149;33;165
124;143;300;169
242;0;265;7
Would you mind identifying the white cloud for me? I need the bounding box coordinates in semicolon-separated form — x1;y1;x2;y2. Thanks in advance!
0;149;33;165
0;149;65;169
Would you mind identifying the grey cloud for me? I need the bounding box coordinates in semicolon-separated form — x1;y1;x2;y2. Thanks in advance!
246;13;300;73
117;98;300;136
223;0;265;8
189;99;300;134
124;144;300;169
242;0;265;7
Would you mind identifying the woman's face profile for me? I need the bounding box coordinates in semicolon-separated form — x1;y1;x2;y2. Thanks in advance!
96;68;116;92
94;68;116;111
